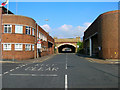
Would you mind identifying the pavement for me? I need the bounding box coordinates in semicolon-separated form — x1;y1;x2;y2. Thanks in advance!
76;53;120;64
0;53;119;89
0;54;55;64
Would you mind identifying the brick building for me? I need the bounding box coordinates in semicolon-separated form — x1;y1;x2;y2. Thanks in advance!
0;7;54;60
83;10;119;59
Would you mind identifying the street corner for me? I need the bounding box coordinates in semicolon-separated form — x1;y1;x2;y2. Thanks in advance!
0;54;55;64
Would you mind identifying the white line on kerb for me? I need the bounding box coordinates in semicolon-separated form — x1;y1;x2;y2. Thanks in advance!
65;74;68;90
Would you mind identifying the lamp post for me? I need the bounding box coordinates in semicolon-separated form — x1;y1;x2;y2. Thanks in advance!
0;5;2;90
0;5;2;60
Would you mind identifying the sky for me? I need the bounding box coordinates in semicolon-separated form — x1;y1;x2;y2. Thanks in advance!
0;1;118;39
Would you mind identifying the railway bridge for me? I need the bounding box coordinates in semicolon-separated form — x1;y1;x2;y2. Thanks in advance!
54;37;80;53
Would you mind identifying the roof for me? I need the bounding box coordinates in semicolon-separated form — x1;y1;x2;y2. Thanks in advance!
1;6;14;14
100;10;119;16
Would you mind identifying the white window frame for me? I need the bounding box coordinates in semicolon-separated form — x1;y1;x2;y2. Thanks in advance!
4;24;12;33
25;44;31;51
43;36;45;41
41;33;43;40
26;26;31;35
32;45;34;51
15;44;23;51
15;25;23;34
3;43;11;51
32;28;35;36
39;32;40;38
43;35;47;41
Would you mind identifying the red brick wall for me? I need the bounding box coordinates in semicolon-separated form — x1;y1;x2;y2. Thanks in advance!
2;15;36;60
37;25;48;56
83;10;119;59
3;15;36;28
101;12;118;59
1;15;54;60
37;25;54;56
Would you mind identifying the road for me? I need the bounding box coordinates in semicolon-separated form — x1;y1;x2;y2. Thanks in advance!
1;53;119;89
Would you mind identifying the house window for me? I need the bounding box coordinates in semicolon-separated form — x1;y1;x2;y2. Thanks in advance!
32;45;34;51
41;33;43;40
4;25;12;33
26;26;31;35
15;25;23;34
43;35;47;41
32;28;35;36
45;37;47;41
15;44;23;51
43;35;44;40
25;44;31;51
3;44;11;50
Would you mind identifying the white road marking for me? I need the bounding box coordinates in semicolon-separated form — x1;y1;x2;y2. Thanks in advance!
16;67;20;69
25;67;31;71
2;64;28;76
45;67;51;71
35;64;39;66
66;54;68;69
22;65;25;66
10;69;14;72
31;67;37;71
3;72;9;75
10;74;58;77
41;64;44;66
52;67;59;71
31;74;58;77
52;64;55;66
38;67;44;71
65;74;68;90
46;64;49;67
66;63;67;70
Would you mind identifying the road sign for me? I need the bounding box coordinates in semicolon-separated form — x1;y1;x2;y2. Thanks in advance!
37;39;42;44
37;44;41;49
37;39;42;48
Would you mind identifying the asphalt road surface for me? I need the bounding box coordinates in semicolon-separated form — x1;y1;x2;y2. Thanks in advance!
1;53;119;89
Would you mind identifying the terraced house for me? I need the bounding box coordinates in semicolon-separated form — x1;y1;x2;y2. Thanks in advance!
0;7;54;60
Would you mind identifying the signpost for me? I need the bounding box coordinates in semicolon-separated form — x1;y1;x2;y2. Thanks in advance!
37;39;42;49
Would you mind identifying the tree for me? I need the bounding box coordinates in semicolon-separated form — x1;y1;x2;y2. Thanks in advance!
77;41;83;53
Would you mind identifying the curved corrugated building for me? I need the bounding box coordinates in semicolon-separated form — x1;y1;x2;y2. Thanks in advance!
83;10;119;59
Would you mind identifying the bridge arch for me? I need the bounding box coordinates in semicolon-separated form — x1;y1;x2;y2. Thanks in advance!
57;43;76;53
54;37;80;53
57;43;76;48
